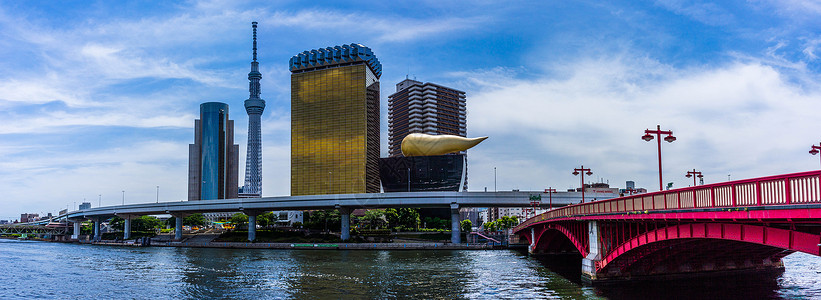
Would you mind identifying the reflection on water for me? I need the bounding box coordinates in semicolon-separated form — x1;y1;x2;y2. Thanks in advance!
0;239;818;299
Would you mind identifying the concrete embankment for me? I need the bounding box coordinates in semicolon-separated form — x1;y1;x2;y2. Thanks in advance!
87;239;495;250
150;241;493;250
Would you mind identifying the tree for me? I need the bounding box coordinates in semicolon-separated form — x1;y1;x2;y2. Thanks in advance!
384;208;419;230
109;216;124;231
133;216;162;231
424;217;448;229
257;211;278;228
361;209;386;229
384;209;399;228
307;210;340;231
496;216;519;232
110;216;161;232
183;213;207;227
498;216;512;230
230;213;248;228
460;219;472;233
483;220;498;232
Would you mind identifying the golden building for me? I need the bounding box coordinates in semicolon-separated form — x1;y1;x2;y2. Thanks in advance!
289;44;381;195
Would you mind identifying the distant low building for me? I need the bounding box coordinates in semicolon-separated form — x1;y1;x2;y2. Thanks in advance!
20;213;39;223
0;220;9;225
203;212;236;224
275;211;303;227
79;202;92;210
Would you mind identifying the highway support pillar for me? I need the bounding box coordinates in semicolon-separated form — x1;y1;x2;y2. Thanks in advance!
71;220;80;240
248;214;257;242
451;203;461;244
339;208;352;241
123;216;131;240
581;221;601;284
93;217;101;241
174;215;183;241
528;227;536;254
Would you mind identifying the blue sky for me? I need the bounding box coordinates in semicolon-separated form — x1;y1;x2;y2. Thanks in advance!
2;0;821;220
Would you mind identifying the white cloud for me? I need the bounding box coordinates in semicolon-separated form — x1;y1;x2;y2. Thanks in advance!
655;0;735;26
460;55;821;192
268;10;486;43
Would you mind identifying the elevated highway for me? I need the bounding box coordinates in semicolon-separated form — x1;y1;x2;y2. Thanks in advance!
43;190;609;243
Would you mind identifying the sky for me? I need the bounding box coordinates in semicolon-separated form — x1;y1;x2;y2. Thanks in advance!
2;0;821;220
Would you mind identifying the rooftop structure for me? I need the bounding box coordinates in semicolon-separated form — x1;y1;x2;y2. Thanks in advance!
289;44;381;196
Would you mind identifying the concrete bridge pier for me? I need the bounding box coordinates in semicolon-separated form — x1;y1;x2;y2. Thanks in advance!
247;213;257;242
528;227;536;254
174;215;183;241
93;217;102;241
242;210;264;242
451;204;461;244
581;221;601;284
339;208;352;241
71;220;81;240
123;215;131;240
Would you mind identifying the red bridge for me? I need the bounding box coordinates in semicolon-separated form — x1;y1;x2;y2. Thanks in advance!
514;170;821;283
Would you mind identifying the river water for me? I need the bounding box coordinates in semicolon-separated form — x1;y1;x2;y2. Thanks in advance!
1;239;819;299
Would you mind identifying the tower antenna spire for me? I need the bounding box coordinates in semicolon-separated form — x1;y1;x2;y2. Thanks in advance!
252;21;258;62
243;21;265;197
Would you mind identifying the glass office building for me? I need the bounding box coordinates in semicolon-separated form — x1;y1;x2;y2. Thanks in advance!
289;44;381;195
188;102;239;200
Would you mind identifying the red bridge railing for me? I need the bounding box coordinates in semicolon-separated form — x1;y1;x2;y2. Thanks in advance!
515;170;821;233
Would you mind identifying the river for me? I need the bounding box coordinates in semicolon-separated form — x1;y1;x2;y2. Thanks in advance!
0;239;819;299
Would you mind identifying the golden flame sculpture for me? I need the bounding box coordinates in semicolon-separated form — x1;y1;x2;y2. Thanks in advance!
401;133;488;157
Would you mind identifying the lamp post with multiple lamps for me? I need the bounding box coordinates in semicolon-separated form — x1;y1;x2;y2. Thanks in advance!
545;187;556;210
573;166;593;203
685;169;703;187
810;143;821;168
642;125;676;191
529;194;540;219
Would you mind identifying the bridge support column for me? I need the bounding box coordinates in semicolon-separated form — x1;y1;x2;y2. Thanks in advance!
581;221;601;284
123;216;131;240
451;204;461;244
248;214;257;242
174;215;183;241
528;227;536;254
72;221;80;240
339;208;351;241
93;217;101;241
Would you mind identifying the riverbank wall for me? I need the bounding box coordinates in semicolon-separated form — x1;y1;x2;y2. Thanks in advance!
85;239;497;250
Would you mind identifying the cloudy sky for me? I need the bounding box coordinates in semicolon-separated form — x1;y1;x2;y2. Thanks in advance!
2;0;821;220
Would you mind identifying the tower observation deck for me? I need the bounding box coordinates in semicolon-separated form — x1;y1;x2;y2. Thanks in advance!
243;21;265;197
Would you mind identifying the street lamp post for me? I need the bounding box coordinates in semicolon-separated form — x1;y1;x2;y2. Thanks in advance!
529;195;540;219
545;187;556;210
642;125;676;191
122;190;125;205
156;186;160;203
573;166;593;203
685;169;703;187
810;143;821;168
494;167;497;192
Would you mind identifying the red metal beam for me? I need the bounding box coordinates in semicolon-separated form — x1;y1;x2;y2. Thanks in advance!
598;223;820;271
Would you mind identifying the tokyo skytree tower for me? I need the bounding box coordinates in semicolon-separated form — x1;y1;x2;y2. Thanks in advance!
243;22;265;197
